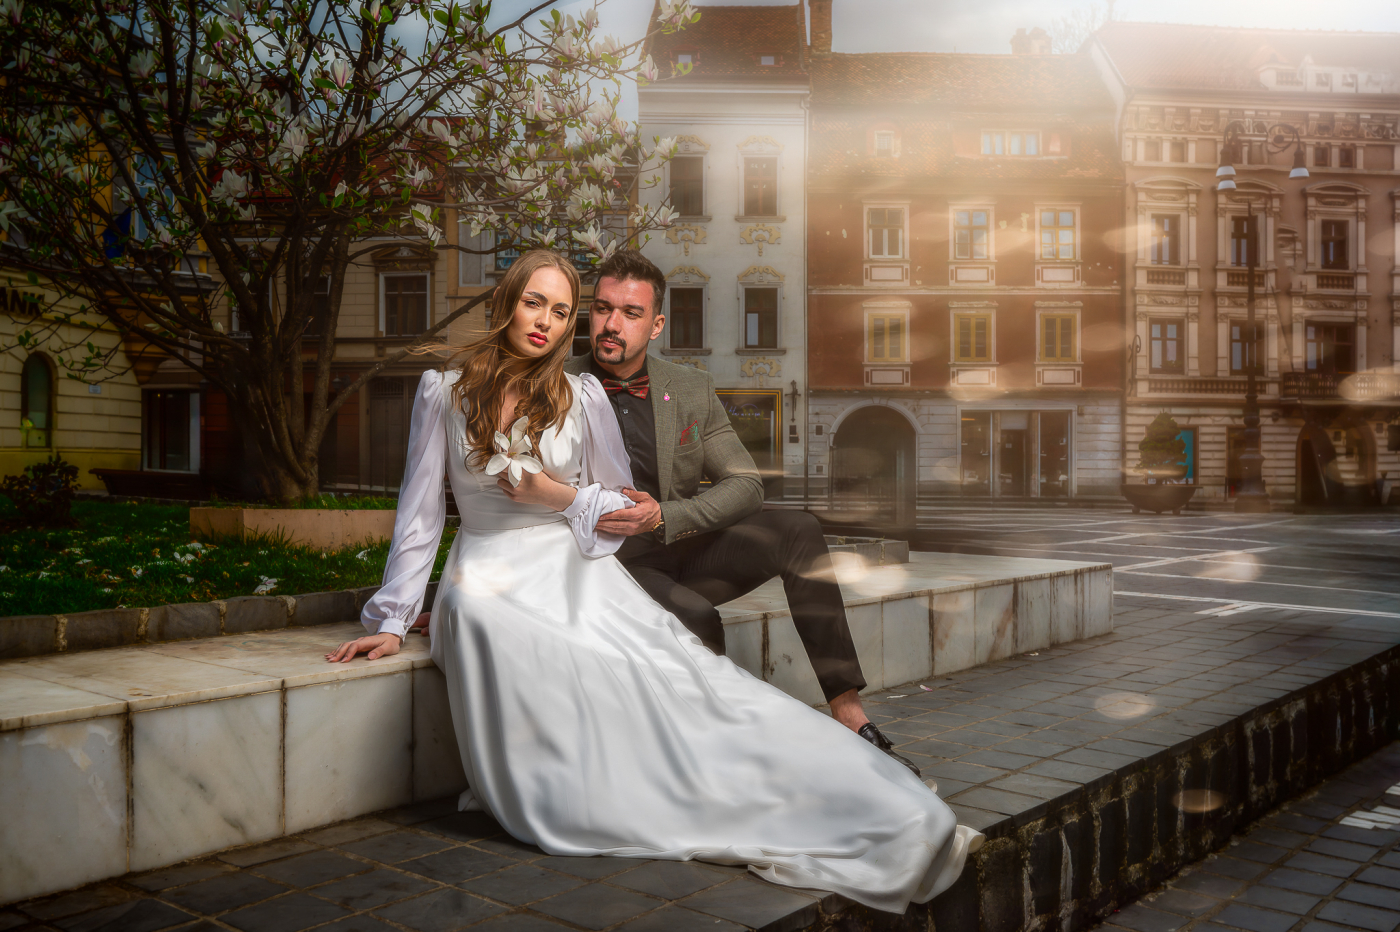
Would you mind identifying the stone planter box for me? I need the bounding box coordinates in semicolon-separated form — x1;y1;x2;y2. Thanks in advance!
190;507;397;551
1120;482;1199;515
824;535;909;566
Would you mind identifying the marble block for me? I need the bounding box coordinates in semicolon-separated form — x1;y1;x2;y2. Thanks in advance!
722;618;763;683
974;584;1016;667
0;715;129;904
0;670;125;732
284;672;413;833
14;649;279;713
932;590;976;675
131;691;283;871
1050;574;1081;645
1084;571;1113;638
412;667;467;802
847;602;883;692
881;596;932;689
1015;578;1053;654
764;616;825;707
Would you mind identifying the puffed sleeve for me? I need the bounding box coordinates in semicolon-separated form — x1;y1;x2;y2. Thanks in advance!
360;370;447;638
557;372;636;557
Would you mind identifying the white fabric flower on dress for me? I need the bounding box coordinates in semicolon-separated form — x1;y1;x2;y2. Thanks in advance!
484;416;543;487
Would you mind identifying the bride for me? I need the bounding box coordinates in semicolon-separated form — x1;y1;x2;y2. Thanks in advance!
326;249;982;913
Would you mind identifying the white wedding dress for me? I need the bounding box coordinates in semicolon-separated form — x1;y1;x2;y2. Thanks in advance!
361;369;980;913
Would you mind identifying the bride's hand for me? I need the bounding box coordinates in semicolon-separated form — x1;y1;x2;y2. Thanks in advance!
497;469;577;511
325;632;402;663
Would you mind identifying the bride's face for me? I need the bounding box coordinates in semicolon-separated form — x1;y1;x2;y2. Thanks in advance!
505;266;575;358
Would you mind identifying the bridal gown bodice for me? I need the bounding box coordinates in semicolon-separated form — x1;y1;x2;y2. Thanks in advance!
359;368;979;914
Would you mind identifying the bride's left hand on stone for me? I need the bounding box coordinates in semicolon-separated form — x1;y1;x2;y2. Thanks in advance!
325;632;402;663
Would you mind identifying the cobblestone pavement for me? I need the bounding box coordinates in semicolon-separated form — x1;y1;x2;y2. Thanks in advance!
1092;740;1400;932
3;509;1396;932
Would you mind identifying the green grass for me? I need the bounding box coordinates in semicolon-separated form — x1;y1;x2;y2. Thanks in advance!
0;499;455;617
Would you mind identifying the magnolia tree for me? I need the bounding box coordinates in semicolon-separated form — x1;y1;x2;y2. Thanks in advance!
0;0;692;502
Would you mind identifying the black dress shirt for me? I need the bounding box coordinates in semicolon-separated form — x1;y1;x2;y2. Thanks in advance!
587;354;660;500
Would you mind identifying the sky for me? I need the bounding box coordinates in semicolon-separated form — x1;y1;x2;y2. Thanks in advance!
499;0;1400;56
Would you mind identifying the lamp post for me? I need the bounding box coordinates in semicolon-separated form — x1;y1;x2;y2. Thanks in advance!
1215;122;1308;514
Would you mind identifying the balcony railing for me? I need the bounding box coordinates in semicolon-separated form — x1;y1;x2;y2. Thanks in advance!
1145;269;1186;286
1225;270;1266;288
1147;378;1254;395
1315;272;1355;290
1281;371;1400;401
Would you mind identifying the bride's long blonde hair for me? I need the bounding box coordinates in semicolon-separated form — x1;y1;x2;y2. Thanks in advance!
444;250;581;468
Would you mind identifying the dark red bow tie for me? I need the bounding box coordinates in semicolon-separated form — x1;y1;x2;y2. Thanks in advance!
601;375;650;400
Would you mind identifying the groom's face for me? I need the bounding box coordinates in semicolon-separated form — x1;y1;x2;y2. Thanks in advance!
590;275;665;376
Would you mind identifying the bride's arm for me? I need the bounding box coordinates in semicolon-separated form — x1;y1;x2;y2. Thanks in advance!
330;370;448;661
561;373;635;557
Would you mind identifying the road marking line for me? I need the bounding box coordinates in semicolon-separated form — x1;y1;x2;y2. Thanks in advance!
1117;570;1399;598
1114;590;1400;620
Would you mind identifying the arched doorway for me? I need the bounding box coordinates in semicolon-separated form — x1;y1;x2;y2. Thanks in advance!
1296;415;1377;507
829;406;917;528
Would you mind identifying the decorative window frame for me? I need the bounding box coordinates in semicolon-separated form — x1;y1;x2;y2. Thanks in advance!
1215;310;1279;378
736;135;784;221
668;136;711;221
735;264;785;354
862;198;910;287
949;301;997;387
862;300;911;387
378;271;432;337
660;265;710;355
1146;315;1188;375
949;204;996;286
1302;182;1368;283
456;221;486;287
1034;300;1083;387
1033;202;1082;286
141;389;202;474
979;130;1041;157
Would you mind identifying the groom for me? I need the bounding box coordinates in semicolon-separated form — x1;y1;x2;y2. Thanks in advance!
563;251;919;777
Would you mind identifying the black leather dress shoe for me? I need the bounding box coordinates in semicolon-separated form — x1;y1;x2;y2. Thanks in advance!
858;723;921;778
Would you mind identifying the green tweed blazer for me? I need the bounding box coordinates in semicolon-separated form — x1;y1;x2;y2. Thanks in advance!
564;353;764;544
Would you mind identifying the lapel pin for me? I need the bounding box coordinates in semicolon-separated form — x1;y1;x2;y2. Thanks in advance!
663;393;670;401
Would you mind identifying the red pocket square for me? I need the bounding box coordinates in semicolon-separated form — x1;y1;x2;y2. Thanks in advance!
678;420;700;446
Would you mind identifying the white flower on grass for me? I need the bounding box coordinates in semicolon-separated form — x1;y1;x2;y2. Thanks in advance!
181;575;194;583
76;559;91;565
187;542;204;551
130;566;143;578
37;571;50;579
101;587;112;593
253;576;278;594
355;550;369;561
484;416;543;487
0;565;8;572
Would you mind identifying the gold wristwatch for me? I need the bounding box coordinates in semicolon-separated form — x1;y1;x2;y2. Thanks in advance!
651;515;665;541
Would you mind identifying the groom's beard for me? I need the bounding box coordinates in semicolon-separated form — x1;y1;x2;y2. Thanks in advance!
593;330;629;366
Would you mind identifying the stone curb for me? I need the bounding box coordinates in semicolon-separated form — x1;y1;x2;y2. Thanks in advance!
0;580;442;660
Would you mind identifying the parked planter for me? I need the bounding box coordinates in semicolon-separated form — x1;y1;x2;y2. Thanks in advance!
190;506;397;550
1121;482;1199;515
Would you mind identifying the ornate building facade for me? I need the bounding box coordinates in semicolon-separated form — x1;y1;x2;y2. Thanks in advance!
803;2;1126;521
639;2;811;499
1090;22;1400;506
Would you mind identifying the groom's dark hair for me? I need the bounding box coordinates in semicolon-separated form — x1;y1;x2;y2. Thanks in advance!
594;250;666;316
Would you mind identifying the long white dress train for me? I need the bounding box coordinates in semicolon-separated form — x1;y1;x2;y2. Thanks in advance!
361;369;980;914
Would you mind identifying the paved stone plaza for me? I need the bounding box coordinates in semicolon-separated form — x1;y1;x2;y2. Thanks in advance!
3;507;1397;932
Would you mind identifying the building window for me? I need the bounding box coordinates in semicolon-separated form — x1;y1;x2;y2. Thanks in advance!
303;274;332;337
867;313;906;362
675;52;693;66
759;54;776;66
954;210;989;260
1041;314;1076;362
383;274;428;336
743;157;777;216
1321;220;1349;270
669;156;704;217
743;287;778;348
1150;215;1180;264
868;207;904;258
144;390;195;472
1230;216;1257;267
1229;321;1263;374
1168;140;1186;162
954;313;992;362
1315;72;1332;88
874;131;894;158
457;226;484;285
20;354;53;448
981;131;1038;156
1039;210;1076;260
1314;147;1330;168
1149;319;1184;373
1338;147;1355;168
1143;139;1161;161
669;287;704;349
1305;323;1355;375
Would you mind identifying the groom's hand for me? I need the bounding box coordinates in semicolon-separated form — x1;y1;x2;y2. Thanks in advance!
597;488;661;537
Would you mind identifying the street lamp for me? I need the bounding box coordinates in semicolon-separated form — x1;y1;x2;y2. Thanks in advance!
1215;122;1308;513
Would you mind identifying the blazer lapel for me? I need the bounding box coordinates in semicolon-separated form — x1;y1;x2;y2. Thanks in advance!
649;359;677;501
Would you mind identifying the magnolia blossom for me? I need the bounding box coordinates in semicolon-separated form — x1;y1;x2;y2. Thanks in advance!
130;50;157;79
485;417;543;487
328;59;352;89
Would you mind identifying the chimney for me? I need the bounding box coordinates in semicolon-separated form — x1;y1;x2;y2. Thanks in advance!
1010;26;1051;55
809;0;832;55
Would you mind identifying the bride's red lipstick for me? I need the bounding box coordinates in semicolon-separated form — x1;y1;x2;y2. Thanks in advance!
528;332;548;347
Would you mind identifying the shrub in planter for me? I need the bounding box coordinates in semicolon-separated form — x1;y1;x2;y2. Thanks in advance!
0;454;80;526
1135;412;1188;483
